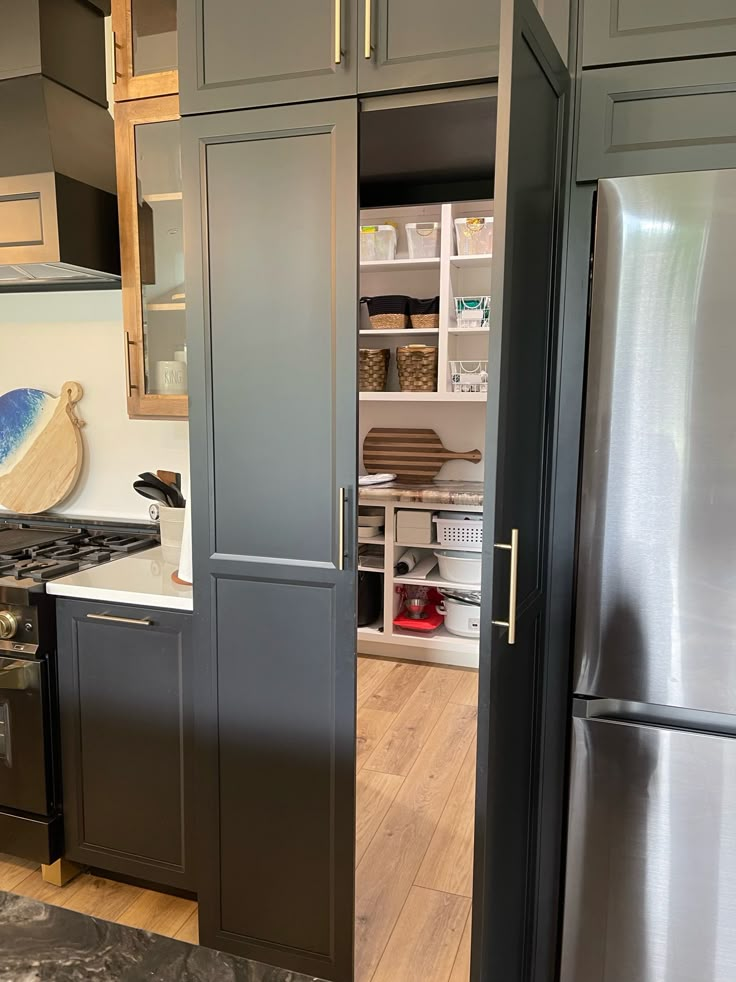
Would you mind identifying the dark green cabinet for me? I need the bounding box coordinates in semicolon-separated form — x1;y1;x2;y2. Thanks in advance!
182;98;357;981
178;0;358;113
178;0;501;114
57;599;194;891
358;0;500;92
577;56;736;180
581;0;736;67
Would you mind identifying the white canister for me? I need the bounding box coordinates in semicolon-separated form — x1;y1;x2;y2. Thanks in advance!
159;505;186;564
154;360;187;395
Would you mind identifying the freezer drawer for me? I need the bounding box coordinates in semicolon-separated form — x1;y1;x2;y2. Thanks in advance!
562;715;736;982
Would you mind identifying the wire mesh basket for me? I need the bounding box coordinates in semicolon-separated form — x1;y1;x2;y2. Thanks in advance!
449;360;489;394
454;296;491;329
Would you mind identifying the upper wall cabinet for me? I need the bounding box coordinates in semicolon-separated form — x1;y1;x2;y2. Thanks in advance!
178;0;357;114
582;0;736;67
358;0;499;92
178;0;500;114
577;56;736;180
112;0;178;100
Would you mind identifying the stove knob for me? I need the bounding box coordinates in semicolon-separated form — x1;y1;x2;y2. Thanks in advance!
0;612;18;640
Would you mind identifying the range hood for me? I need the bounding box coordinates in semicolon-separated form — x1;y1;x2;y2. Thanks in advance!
0;0;120;289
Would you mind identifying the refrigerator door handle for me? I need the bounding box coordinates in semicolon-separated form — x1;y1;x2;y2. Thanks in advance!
492;529;519;645
573;696;736;737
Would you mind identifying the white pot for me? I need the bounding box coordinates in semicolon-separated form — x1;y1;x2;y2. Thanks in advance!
437;598;481;638
159;505;186;564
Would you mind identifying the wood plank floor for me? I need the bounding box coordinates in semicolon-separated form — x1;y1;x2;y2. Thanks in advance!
2;656;477;982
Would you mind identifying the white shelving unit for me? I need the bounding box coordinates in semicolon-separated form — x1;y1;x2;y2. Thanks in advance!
357;499;482;669
360;200;493;401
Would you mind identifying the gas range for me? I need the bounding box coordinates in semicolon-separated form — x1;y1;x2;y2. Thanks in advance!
0;518;158;651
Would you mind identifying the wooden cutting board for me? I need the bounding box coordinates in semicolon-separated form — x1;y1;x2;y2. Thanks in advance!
363;428;482;483
0;382;85;514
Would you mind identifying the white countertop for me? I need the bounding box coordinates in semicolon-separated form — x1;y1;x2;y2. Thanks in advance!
47;546;193;612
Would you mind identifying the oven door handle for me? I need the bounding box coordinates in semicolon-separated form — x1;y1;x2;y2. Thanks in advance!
0;700;11;767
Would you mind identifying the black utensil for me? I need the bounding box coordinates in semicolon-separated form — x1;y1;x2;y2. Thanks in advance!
133;481;171;505
138;472;185;508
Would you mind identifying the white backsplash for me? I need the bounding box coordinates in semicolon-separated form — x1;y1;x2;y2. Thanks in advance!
0;291;189;521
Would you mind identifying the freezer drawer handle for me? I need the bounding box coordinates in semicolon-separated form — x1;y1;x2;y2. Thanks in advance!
491;528;519;645
86;613;152;627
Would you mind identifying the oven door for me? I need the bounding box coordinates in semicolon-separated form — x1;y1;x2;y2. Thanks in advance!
0;655;51;816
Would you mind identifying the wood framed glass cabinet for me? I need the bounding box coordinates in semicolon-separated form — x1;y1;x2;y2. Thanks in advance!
115;95;187;418
112;0;178;100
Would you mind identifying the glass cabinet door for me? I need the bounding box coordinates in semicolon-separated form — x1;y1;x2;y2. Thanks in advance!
112;0;178;100
115;96;187;418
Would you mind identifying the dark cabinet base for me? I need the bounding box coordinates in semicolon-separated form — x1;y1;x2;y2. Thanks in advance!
56;599;194;892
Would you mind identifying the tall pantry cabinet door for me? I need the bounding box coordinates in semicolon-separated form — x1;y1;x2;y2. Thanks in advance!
473;1;569;981
183;100;357;982
178;0;357;113
359;0;500;92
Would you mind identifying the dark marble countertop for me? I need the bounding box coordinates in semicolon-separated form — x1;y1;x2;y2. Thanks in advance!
0;892;324;982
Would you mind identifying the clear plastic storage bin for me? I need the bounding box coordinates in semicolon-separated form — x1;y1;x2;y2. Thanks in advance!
454;217;493;256
455;296;491;329
360;224;397;262
450;360;489;394
406;222;440;259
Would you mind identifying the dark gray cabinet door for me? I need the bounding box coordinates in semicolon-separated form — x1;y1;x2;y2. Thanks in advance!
473;1;569;980
578;57;736;181
582;0;736;66
183;99;357;982
178;0;357;114
358;0;500;92
57;599;194;891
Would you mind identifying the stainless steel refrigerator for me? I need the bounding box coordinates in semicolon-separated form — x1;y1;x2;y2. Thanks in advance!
561;170;736;982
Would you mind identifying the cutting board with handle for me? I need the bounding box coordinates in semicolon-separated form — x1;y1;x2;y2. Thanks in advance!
0;382;84;514
363;428;482;483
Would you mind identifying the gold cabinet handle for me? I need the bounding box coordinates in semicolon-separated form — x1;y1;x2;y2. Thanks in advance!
334;0;342;64
87;613;152;627
125;331;138;397
111;29;117;85
364;0;372;59
491;528;519;645
337;487;346;571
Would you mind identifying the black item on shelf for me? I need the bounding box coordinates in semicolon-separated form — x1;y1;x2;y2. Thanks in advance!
357;571;383;627
409;296;440;329
361;295;411;330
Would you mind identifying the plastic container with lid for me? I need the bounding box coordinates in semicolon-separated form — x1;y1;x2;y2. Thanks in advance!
454;217;494;256
360;224;397;262
406;222;440;259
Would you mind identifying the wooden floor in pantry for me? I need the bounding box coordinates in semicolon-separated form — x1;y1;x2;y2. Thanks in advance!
1;656;478;982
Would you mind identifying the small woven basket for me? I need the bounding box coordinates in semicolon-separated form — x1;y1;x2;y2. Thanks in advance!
359;348;390;391
409;296;440;330
397;344;438;392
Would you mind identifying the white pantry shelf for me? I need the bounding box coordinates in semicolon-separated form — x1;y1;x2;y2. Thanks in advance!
143;192;183;202
359;391;487;402
146;302;186;311
394;567;481;592
450;254;493;269
448;327;490;335
359;328;439;336
361;257;440;272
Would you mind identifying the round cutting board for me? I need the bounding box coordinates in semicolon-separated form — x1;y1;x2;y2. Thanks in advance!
0;382;84;514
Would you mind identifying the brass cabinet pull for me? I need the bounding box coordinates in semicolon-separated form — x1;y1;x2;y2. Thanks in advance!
125;331;138;396
111;29;117;85
491;528;519;645
364;0;372;59
334;0;342;64
87;613;152;627
337;487;346;571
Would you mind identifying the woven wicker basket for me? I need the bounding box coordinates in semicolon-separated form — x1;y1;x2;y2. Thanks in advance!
359;348;390;391
397;344;438;392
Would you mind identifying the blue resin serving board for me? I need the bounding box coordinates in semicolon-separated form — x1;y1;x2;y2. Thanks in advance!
0;382;84;514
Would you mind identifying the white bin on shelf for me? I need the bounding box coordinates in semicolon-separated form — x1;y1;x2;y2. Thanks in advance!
454;217;493;256
360;224;397;261
450;360;489;394
455;296;491;329
434;512;483;551
434;550;482;584
406;222;440;259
